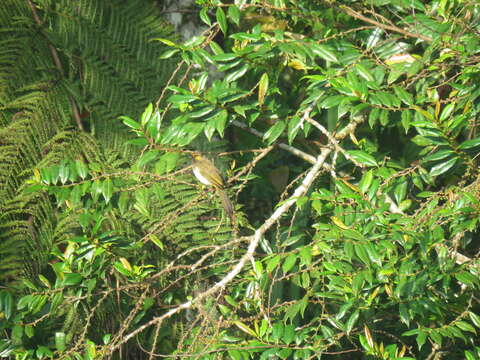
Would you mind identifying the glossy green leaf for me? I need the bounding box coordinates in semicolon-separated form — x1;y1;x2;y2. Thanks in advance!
455;271;478;286
459;137;480;150
258;73;269;106
227;5;240;26
355;64;375;82
282;253;297;273
469;312;480;328
263;121;286;145
358;170;373;193
429;157;457;177
393;85;413;105
312;44;338;63
439;103;455;122
63;273;82;286
102;178;113;203
423;149;455;163
456;321;476;334
189;105;215;118
55;332;66;352
346;150;378;167
159;48;179;59
345;310;359;335
0;291;13;320
216;7;227;35
199;7;211;26
416;331;427;350
266;255;281;273
119;116;141;130
225;64;249;82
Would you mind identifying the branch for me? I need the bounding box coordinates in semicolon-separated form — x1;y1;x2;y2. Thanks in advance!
231;119;317;164
108;147;332;354
338;5;433;42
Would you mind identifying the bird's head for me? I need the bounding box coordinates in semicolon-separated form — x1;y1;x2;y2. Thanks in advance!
191;152;203;161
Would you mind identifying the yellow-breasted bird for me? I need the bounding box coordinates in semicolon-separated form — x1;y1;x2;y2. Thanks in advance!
191;153;234;222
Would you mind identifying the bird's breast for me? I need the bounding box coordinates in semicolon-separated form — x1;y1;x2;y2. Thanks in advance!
193;166;212;186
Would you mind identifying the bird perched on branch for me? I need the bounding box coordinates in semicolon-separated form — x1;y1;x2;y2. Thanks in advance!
191;152;234;222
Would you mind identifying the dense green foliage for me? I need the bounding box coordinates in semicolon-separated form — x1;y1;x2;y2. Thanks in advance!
1;0;480;359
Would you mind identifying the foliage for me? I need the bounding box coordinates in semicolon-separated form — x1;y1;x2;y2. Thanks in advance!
2;0;480;359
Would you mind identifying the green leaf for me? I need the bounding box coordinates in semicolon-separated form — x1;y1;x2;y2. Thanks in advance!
356;64;375;82
258;73;269;106
228;350;243;360
282;253;297;273
346;150;378;167
63;273;82;286
312;44;338;63
283;325;295;344
354;243;370;265
459;137;480;150
465;350;476;360
58;162;70;184
199;7;211;26
266;255;281;273
399;303;410;326
141;103;153;126
178;122;204;146
156;152;180;175
455;271;478;286
153;38;176;47
225;64;249;82
423;149;455;163
0;291;13;320
288;115;302;144
393;85;413;105
394;178;407;203
439;103;455;122
216;7;228;35
345;310;359;335
358;170;373;193
336;301;354;320
416;331;427;350
138;150;159;168
429;157;457;177
455;321;476;334
469;312;480;328
102;178;113;203
120;116;141;130
159;48;179;59
209;41;224;55
55;332;66;352
263;121;286;145
189;105;215;118
343;229;363;241
214;53;238;62
366;28;383;49
227;5;241;26
207;110;228;138
320;95;345;109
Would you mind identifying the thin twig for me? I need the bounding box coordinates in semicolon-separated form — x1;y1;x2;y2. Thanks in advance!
108;147;332;354
339;5;433;42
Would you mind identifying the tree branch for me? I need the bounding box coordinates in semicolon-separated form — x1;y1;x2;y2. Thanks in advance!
338;5;433;42
108;147;332;354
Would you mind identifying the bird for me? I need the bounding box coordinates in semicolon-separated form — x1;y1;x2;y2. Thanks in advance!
191;152;234;222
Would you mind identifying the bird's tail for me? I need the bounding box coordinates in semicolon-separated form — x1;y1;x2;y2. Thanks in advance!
218;189;234;222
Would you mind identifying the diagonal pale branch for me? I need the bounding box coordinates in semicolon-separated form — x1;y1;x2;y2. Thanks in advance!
338;5;433;42
232;119;317;164
108;147;332;354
